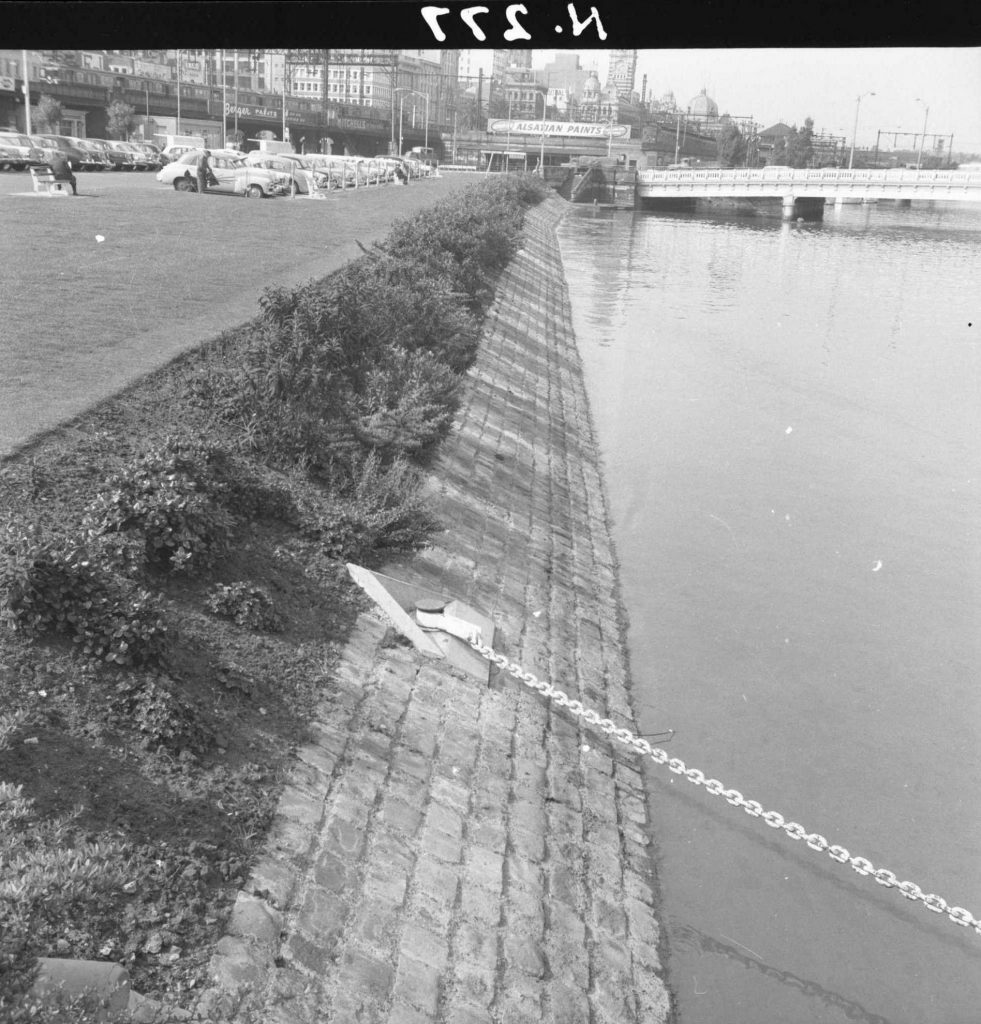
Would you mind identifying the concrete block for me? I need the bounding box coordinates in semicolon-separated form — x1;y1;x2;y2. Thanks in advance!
30;959;131;1020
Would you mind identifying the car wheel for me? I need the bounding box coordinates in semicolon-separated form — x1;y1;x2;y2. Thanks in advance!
246;184;264;199
174;176;195;192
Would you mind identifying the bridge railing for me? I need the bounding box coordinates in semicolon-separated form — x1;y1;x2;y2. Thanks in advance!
636;167;980;187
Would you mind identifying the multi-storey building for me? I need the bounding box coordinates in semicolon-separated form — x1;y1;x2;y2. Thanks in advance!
491;48;531;85
607;49;637;100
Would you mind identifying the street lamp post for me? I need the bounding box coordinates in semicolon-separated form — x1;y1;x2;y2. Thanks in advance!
398;91;405;155
915;97;929;170
537;91;547;176
394;86;430;156
220;48;227;148
176;49;181;135
848;90;874;169
21;50;32;134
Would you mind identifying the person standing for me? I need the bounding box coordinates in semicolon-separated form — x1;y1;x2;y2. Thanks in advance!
196;150;213;194
48;151;77;195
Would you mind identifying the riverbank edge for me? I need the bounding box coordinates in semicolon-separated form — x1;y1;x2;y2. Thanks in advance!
195;194;675;1024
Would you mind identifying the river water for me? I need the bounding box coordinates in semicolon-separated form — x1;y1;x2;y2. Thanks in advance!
556;200;981;1024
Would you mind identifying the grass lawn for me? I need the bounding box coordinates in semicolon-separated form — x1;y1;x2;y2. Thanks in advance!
0;171;473;457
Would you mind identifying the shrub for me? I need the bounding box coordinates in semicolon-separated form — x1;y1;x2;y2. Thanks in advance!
191;177;534;469
297;451;440;562
110;671;208;751
84;437;237;574
205;581;284;632
343;346;462;458
336;256;481;374
380;177;534;309
0;714;133;1018
0;522;167;667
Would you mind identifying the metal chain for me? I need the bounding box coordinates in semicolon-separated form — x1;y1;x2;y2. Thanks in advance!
467;634;981;937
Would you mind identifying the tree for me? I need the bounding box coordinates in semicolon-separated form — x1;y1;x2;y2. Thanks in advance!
774;117;816;168
105;99;135;141
794;117;815;167
716;123;747;167
34;94;62;134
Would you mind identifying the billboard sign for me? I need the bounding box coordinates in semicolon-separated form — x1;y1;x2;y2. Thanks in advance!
488;119;630;139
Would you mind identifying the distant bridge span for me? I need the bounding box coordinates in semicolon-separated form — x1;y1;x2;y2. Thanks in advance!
636;168;981;211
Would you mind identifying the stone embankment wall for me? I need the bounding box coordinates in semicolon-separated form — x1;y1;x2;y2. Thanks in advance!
199;196;674;1024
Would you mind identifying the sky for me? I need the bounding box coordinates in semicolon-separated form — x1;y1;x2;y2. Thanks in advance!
527;47;981;156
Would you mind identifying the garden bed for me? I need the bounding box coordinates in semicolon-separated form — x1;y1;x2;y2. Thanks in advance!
0;174;550;1021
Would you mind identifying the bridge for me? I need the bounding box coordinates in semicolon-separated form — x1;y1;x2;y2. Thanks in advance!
635;167;981;218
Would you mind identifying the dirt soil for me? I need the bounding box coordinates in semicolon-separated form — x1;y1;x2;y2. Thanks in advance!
0;354;374;1007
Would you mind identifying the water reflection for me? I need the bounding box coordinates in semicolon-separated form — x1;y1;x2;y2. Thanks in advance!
672;924;895;1024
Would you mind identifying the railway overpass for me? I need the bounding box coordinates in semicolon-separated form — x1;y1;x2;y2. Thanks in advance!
635;167;981;219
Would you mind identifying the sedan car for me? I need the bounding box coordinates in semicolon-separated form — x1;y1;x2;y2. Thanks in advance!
88;139;133;171
133;142;164;169
29;134;87;169
156;149;292;198
0;131;42;170
242;151;316;194
66;137;114;171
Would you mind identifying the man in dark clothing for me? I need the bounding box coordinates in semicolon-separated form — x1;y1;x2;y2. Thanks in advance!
196;150;213;194
48;151;77;195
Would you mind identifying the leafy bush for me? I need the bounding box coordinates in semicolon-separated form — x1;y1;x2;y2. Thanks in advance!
0;714;133;1018
110;671;208;751
205;581;285;633
336;256;481;374
380;177;535;309
297;451;440;562
343;346;462;458
84;437;237;574
0;523;167;666
195;177;535;469
195;313;352;469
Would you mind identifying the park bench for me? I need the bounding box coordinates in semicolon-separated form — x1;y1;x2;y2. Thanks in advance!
29;166;71;195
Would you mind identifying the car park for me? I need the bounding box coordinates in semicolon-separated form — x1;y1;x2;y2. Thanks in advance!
30;134;88;170
133;142;164;169
0;131;43;170
118;142;156;170
89;139;134;170
305;154;379;190
66;137;114;171
243;151;315;193
156;149;291;198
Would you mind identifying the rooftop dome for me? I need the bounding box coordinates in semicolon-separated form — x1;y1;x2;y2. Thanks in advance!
689;88;719;118
582;71;601;98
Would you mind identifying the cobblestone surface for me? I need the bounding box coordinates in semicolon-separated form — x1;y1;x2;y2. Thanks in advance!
196;196;674;1023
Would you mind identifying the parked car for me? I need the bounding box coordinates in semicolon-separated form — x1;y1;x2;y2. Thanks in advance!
0;131;42;170
156;149;291;198
0;141;19;170
115;142;155;170
133;142;164;169
66;136;113;171
160;143;203;165
243;151;315;194
88;139;132;171
29;134;88;170
305;154;370;190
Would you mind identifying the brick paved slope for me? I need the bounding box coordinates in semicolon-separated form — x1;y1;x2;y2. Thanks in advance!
196;197;674;1024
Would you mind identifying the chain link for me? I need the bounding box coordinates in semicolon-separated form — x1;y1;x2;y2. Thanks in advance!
467;634;981;937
